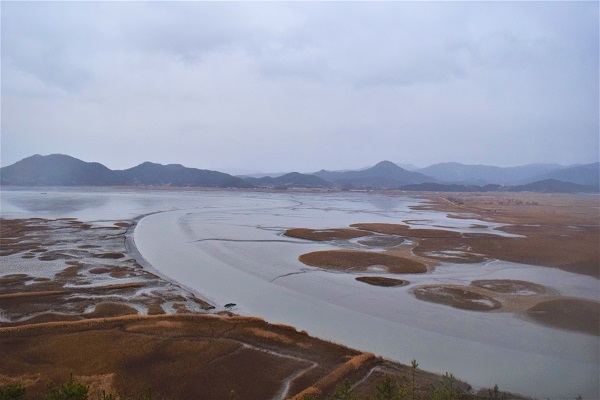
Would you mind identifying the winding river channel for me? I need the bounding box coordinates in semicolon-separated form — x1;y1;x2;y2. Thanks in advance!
2;187;598;398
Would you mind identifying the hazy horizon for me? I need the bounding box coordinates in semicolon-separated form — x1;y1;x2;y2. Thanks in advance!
2;2;599;172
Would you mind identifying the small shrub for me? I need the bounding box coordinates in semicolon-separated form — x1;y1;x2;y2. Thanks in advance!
485;384;507;400
376;375;406;400
47;375;89;400
409;359;418;400
0;384;26;400
429;373;460;400
328;380;356;400
98;392;116;400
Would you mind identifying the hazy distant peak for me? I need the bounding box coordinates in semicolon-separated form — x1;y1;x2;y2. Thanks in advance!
136;161;161;167
371;160;403;170
130;161;186;170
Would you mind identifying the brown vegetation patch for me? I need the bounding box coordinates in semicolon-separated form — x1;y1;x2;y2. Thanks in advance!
415;194;600;277
147;305;166;315
471;279;549;296
55;265;84;278
246;327;294;344
460;225;600;278
284;228;372;241
114;222;132;228
89;267;112;274
525;298;600;336
412;285;502;311
0;219;51;256
38;252;77;261
0;290;68;299
0;274;30;291
355;276;408;287
351;223;462;238
298;250;427;274
95;252;125;259
292;353;378;399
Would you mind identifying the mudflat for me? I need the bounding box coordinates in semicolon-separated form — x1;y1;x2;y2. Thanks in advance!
0;217;478;400
2;191;598;398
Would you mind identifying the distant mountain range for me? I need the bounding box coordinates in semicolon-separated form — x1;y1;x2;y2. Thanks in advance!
313;161;434;189
1;154;598;193
416;162;562;185
0;154;251;188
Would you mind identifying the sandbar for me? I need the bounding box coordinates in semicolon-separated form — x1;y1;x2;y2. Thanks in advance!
298;250;427;274
284;227;372;241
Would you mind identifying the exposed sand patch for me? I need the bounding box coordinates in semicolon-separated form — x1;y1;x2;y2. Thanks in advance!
413;241;486;263
412;285;502;311
471;279;549;296
284;228;372;241
298;250;427;274
357;235;405;248
355;276;409;287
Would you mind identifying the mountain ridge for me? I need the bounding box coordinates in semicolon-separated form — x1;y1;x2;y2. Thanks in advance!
313;160;435;188
416;162;567;185
0;154;251;188
1;154;598;193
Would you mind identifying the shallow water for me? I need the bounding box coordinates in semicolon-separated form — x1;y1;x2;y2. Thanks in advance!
2;187;598;398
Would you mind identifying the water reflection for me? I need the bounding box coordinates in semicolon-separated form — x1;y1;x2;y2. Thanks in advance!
3;191;109;213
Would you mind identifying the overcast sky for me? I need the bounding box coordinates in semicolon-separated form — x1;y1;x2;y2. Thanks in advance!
2;1;598;173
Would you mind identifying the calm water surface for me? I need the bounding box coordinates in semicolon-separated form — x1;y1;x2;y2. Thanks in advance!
2;187;598;398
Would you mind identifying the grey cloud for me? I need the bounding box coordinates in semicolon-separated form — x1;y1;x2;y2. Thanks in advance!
1;1;598;171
